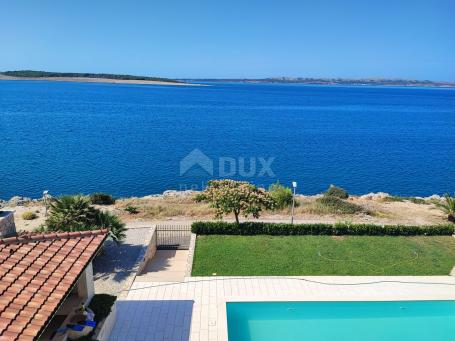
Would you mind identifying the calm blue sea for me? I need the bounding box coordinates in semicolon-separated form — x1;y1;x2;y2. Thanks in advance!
0;80;454;199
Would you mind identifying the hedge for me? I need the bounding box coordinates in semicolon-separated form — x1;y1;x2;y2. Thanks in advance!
88;294;117;323
191;221;455;236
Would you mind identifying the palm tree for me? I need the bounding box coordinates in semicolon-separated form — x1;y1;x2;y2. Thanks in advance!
46;195;97;231
45;194;126;242
437;194;455;223
96;210;126;244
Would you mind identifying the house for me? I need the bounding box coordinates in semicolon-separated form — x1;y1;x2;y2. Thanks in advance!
0;229;108;340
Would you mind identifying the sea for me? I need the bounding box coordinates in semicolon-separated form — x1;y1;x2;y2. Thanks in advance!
1;80;454;199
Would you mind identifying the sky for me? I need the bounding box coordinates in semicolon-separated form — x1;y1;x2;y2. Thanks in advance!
1;0;454;81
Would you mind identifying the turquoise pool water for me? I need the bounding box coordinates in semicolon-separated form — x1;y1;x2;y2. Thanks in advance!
227;301;455;340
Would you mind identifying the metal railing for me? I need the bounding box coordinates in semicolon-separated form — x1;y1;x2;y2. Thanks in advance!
156;224;192;250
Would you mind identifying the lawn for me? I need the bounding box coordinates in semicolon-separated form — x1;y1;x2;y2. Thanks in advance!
191;235;455;276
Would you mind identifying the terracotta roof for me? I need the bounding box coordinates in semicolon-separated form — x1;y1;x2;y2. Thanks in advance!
0;230;108;341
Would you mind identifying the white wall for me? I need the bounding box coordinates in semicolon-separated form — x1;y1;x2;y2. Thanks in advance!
77;261;95;304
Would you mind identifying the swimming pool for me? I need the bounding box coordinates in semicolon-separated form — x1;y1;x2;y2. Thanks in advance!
226;301;455;340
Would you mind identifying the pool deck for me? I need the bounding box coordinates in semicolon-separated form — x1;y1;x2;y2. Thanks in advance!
108;275;455;341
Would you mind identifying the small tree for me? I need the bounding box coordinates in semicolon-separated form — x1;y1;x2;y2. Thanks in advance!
195;179;275;223
437;193;455;223
325;184;349;199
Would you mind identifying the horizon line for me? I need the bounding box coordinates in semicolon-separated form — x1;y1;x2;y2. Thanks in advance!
2;70;455;84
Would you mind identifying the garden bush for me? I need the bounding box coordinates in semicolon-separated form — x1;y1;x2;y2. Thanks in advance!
88;294;117;323
124;204;139;214
22;211;38;220
90;192;115;205
191;221;454;236
325;185;349;199
268;182;294;209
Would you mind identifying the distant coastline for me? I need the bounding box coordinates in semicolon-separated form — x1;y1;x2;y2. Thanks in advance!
2;71;453;88
0;70;201;86
188;77;455;88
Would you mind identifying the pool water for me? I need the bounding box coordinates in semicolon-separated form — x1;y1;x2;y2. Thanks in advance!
226;301;455;340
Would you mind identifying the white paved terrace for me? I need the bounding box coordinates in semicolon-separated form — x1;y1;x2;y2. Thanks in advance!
135;250;189;282
108;275;455;341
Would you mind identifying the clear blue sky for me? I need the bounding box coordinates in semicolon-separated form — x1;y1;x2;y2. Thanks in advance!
1;0;454;81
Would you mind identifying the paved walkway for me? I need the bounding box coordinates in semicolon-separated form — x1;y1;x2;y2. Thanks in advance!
93;226;153;295
135;250;189;282
108;276;455;341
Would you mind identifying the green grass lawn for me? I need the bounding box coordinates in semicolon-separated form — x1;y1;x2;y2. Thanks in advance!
191;235;455;276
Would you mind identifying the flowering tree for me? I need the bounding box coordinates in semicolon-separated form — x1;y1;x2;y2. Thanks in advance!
195;179;275;223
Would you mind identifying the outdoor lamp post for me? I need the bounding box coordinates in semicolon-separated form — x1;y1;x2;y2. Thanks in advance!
291;181;297;224
43;190;49;217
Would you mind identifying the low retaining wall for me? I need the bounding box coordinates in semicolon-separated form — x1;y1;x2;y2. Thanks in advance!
118;226;156;299
185;233;197;277
0;211;16;238
137;227;157;274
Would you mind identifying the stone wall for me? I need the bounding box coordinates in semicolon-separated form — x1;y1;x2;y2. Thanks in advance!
0;211;16;238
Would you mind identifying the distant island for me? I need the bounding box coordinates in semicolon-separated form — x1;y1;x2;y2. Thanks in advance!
190;77;455;88
2;71;453;88
0;70;198;86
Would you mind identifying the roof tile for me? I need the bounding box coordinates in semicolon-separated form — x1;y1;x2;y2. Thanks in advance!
0;229;107;340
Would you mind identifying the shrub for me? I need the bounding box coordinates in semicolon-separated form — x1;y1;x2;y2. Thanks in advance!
34;224;47;233
22;211;38;220
124;205;139;214
88;294;117;323
315;196;362;214
325;185;349;199
268;182;293;209
90;193;115;205
191;221;455;236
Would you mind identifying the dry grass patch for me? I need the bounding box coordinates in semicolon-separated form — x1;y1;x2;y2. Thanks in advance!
116;195;215;219
295;197;368;215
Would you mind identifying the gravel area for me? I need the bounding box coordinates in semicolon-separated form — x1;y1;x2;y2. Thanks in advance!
93;226;153;296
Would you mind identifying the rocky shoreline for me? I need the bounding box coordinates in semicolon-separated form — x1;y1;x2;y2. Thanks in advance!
0;190;445;208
